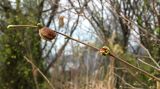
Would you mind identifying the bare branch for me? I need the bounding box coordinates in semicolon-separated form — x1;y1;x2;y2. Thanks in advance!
24;56;55;89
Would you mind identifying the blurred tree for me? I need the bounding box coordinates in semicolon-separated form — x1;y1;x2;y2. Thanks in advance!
0;0;45;89
109;0;160;88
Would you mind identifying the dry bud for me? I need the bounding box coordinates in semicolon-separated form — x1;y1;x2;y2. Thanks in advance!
99;46;110;56
39;27;56;41
58;16;65;28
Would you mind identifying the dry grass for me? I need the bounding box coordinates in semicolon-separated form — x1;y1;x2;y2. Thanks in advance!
50;62;116;89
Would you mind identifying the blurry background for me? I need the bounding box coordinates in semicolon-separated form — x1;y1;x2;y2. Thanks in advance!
0;0;160;89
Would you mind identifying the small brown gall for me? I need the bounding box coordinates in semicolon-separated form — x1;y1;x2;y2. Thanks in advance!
39;27;57;41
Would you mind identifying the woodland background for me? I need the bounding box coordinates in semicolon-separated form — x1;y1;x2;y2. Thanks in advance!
0;0;160;89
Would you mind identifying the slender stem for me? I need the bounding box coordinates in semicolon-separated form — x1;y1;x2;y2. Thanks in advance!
8;24;160;82
137;58;160;73
55;31;99;50
109;53;160;81
7;25;38;28
24;56;55;89
7;25;99;50
56;31;160;81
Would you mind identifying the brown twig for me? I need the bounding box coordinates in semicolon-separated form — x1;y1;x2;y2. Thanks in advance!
109;53;160;81
8;24;160;82
55;31;160;81
24;56;55;89
137;58;160;73
55;31;99;50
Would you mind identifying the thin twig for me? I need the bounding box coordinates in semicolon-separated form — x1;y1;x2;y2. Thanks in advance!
109;53;160;81
8;25;160;82
145;48;160;68
24;56;55;89
114;73;137;89
55;31;99;50
55;31;160;81
53;31;160;82
7;25;38;28
137;58;160;73
132;33;160;68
